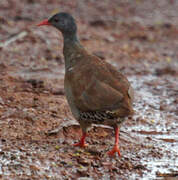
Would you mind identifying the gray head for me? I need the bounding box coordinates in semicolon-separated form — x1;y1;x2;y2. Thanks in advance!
38;12;77;36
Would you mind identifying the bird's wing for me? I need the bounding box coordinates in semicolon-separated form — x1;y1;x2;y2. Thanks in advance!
67;55;133;116
105;62;134;103
77;77;124;111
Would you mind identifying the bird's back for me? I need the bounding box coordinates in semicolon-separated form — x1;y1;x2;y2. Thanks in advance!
64;47;134;126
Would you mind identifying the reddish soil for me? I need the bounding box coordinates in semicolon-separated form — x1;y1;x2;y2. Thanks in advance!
0;0;178;179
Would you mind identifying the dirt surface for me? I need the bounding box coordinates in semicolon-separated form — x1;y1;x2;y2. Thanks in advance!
0;0;178;179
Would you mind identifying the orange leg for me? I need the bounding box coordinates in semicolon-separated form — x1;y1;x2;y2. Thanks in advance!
107;126;121;156
73;132;87;147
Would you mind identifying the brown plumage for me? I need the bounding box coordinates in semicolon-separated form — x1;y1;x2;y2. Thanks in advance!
38;12;134;156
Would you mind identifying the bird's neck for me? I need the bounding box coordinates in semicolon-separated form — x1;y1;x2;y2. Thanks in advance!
63;33;84;70
63;32;78;44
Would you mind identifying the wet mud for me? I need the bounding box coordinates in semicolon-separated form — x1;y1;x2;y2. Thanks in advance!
0;0;178;179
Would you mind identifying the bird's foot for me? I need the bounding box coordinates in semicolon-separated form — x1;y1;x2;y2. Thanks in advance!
73;141;88;148
73;132;87;148
107;145;121;156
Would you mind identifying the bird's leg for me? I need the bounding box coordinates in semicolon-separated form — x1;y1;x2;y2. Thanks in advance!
73;131;87;147
107;126;121;156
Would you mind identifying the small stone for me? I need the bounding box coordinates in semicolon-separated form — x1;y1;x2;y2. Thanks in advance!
77;157;90;166
0;97;4;104
78;178;94;180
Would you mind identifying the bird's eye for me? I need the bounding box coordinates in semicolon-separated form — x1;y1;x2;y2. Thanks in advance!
54;18;59;23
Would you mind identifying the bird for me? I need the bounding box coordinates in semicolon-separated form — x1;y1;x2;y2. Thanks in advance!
37;12;134;156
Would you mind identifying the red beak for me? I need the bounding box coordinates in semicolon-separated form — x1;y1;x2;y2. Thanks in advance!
37;19;51;26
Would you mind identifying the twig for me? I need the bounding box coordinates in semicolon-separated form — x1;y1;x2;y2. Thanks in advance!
46;119;78;136
0;31;28;48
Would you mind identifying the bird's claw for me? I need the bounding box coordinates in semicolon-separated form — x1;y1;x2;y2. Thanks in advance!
107;145;121;156
73;142;88;148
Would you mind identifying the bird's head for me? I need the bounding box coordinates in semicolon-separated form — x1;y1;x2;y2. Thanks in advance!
37;12;77;35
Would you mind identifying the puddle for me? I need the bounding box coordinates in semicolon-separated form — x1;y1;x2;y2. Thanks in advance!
141;143;178;180
127;74;178;179
0;146;63;178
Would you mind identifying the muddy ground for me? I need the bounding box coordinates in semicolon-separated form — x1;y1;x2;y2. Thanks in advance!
0;0;178;179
